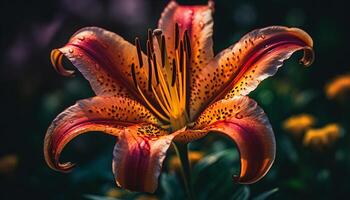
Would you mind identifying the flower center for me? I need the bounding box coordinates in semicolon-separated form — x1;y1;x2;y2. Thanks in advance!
131;24;191;131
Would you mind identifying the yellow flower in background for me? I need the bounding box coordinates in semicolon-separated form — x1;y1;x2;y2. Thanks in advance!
326;74;350;99
283;114;316;136
135;195;159;200
169;151;204;172
0;154;18;175
105;188;124;198
303;123;342;150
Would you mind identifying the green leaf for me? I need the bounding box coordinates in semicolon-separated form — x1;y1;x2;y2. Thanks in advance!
160;172;184;200
231;186;250;200
193;149;239;180
84;194;123;200
252;188;279;200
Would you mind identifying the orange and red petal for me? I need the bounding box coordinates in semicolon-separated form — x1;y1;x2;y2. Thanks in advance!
158;1;214;70
44;96;159;172
51;27;150;98
190;26;314;119
112;124;176;193
192;96;275;183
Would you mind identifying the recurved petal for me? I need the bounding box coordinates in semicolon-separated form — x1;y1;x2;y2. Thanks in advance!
112;124;177;193
44;96;158;172
190;26;314;119
51;27;150;98
158;1;214;69
188;96;275;184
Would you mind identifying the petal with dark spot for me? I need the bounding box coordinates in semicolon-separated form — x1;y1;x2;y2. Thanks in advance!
176;96;275;184
190;26;314;119
112;124;178;193
44;96;158;172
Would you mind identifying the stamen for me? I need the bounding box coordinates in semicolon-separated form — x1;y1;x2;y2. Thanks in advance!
152;53;160;84
135;37;143;68
175;23;180;50
148;29;154;52
184;30;191;59
161;35;166;68
179;41;184;73
147;54;153;92
146;40;152;57
153;29;162;36
131;63;137;87
129;28;191;129
171;58;177;86
136;85;170;122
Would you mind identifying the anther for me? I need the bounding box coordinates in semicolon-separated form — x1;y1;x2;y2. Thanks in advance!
175;23;180;50
171;58;177;86
152;53;160;84
148;56;153;92
184;30;191;59
135;37;143;68
131;63;137;87
146;40;152;57
161;35;166;68
148;29;154;53
153;29;162;36
179;41;184;73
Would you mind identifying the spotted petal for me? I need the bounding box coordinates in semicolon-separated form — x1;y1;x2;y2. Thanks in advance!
44;96;158;172
158;1;214;76
51;27;150;99
112;124;181;193
176;96;275;184
190;26;314;119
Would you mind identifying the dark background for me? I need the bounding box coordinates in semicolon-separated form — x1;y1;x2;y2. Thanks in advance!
1;0;350;199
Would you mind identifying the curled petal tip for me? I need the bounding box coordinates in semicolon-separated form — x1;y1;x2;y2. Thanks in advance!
50;49;75;77
208;0;215;11
300;46;314;67
57;162;76;173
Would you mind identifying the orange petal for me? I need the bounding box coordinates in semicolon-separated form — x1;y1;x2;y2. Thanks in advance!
188;96;275;184
112;124;177;193
44;96;158;172
158;1;214;72
190;26;314;119
51;27;150;98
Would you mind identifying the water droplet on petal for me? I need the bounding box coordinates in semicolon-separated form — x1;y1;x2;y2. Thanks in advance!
260;34;265;39
69;120;74;123
199;21;204;29
68;49;74;53
78;36;85;41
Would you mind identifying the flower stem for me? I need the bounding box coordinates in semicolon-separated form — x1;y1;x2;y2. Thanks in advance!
173;142;195;200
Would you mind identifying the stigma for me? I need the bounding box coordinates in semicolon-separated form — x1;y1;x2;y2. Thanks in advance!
131;24;191;130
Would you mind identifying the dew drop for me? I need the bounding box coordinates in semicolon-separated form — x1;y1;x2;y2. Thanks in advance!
78;36;85;41
69;120;74;123
199;21;204;29
260;34;265;39
68;49;74;53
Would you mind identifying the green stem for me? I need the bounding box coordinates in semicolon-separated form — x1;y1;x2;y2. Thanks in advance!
173;142;195;200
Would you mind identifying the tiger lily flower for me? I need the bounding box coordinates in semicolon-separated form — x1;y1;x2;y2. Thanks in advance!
44;0;314;194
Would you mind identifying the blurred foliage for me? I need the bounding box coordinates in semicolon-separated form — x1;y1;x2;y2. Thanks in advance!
1;0;350;199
